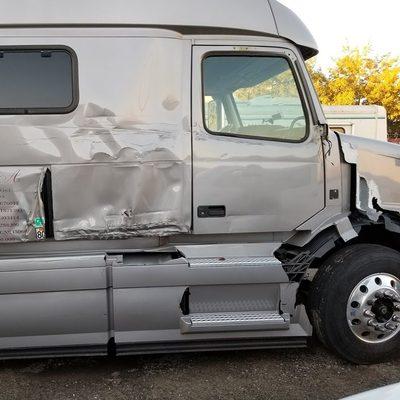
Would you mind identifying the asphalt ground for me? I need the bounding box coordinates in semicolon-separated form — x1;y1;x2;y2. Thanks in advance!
0;342;399;400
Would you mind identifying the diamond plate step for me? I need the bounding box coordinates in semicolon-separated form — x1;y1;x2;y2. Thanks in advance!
188;256;279;268
180;311;290;333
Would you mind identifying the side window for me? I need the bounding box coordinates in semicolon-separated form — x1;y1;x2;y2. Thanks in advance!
0;47;78;114
203;55;308;142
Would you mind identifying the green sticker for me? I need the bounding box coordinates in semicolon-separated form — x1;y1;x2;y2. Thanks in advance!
34;217;45;228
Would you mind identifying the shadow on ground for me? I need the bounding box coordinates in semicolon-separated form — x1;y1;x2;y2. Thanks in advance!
0;343;398;400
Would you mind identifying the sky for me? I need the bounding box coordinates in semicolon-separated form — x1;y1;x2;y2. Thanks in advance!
279;0;400;70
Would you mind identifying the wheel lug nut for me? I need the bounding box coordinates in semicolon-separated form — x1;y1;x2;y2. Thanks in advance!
367;300;374;306
383;290;400;303
393;315;400;322
375;325;387;333
394;304;400;311
375;291;385;299
364;310;375;318
385;323;398;331
384;291;396;300
368;319;378;328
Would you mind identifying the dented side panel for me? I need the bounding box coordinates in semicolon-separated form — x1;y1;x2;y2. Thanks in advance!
52;162;191;240
0;33;192;242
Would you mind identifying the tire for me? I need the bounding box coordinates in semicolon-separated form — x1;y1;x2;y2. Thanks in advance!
308;244;400;364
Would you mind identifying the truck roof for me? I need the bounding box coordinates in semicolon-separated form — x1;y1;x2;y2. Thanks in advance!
0;0;318;59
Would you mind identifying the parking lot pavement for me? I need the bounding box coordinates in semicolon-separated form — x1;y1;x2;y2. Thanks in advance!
0;343;399;400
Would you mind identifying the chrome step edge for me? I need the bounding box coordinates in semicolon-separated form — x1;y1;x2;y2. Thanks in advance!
180;311;290;334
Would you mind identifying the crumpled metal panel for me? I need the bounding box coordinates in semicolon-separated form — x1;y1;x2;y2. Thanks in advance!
0;116;188;165
339;134;400;220
0;35;192;242
52;162;190;240
0;167;46;242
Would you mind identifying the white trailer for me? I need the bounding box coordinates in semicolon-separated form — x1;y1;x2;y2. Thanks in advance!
323;105;388;141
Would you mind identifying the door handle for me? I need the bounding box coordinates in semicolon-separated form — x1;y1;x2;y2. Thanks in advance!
197;205;226;218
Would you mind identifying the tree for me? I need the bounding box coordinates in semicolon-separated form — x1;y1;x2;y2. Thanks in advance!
308;47;400;137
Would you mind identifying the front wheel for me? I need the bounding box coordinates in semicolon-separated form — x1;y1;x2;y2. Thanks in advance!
308;244;400;364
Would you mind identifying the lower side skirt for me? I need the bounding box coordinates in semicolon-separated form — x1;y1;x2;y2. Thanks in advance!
0;344;107;360
116;337;308;356
0;337;308;360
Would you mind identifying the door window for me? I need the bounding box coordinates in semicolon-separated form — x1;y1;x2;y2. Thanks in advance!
203;55;308;142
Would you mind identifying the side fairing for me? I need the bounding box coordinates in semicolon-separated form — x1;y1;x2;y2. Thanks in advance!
268;0;318;58
0;32;192;242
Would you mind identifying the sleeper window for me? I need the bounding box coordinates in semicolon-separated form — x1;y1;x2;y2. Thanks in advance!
203;55;308;142
0;47;78;114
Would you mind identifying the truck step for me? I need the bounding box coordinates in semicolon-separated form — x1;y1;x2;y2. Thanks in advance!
180;311;289;334
188;256;279;268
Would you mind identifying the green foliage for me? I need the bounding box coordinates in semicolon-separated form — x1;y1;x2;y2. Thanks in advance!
307;46;400;137
235;70;299;101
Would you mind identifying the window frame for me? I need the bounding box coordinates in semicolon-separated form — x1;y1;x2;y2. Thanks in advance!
201;51;311;144
0;45;79;115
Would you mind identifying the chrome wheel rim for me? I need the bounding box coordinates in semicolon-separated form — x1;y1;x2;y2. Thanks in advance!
347;273;400;343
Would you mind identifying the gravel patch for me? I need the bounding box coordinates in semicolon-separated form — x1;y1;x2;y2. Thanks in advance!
0;342;398;400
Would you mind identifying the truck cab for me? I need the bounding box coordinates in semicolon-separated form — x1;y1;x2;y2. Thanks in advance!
0;0;399;364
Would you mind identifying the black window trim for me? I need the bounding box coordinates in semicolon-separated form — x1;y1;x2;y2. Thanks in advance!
201;51;312;144
0;45;79;115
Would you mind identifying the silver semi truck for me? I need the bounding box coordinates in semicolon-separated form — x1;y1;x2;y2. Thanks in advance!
0;0;399;365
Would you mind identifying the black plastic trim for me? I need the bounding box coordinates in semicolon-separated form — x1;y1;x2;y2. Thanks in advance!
41;168;54;239
117;337;308;355
179;288;191;315
0;344;106;360
198;205;226;218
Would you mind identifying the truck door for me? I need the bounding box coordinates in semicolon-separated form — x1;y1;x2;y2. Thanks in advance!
192;46;325;234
